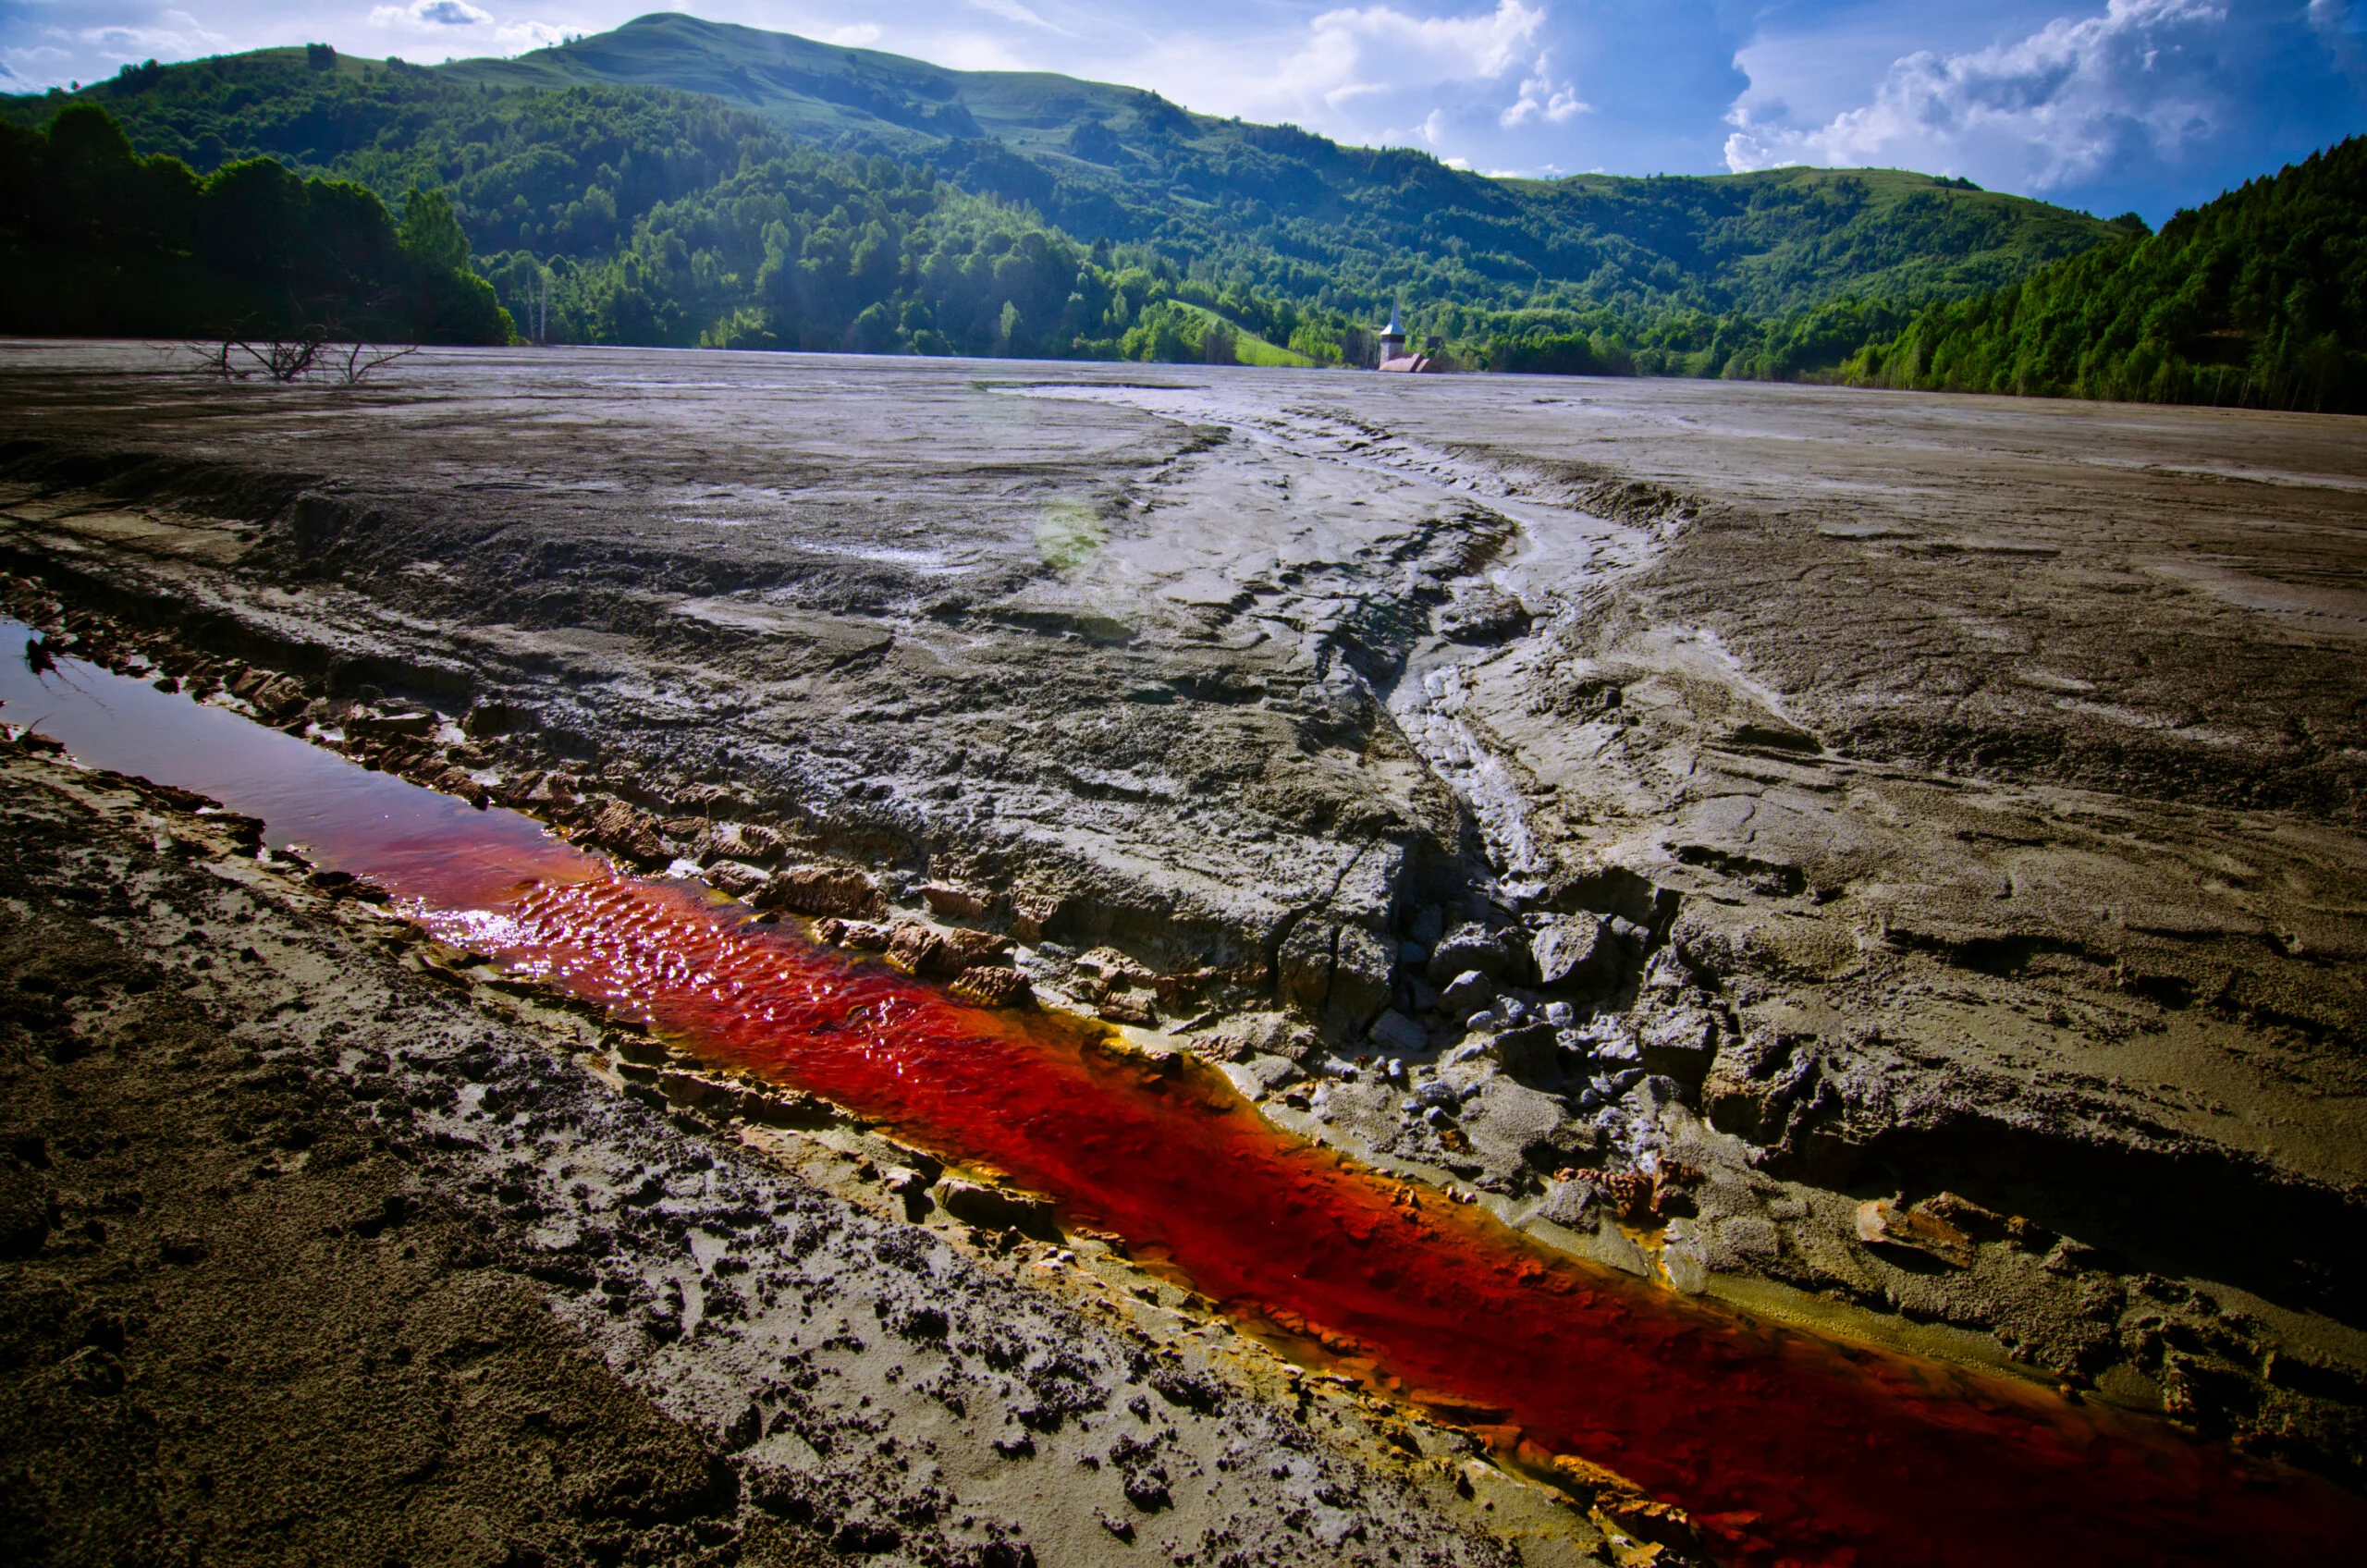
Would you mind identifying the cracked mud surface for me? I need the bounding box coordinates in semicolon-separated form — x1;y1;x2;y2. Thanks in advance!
3;340;2365;1551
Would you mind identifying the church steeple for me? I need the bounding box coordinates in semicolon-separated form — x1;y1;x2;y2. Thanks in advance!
1378;295;1406;364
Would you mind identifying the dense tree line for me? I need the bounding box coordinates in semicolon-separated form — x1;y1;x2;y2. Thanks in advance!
0;102;507;344
8;46;2117;366
6;43;2359;411
1838;137;2366;412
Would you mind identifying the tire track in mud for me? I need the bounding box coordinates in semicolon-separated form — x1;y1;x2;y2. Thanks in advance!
1000;380;1675;898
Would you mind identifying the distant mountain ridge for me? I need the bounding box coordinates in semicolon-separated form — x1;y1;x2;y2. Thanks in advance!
10;14;2121;335
436;13;2118;321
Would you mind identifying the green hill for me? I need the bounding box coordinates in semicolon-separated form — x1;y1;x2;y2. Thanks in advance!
440;15;2116;323
2;14;2123;367
1841;136;2367;413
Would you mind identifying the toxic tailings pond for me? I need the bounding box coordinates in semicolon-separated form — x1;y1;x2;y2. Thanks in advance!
5;621;2361;1568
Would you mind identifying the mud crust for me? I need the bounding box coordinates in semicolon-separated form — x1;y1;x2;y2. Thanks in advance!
3;345;2364;1506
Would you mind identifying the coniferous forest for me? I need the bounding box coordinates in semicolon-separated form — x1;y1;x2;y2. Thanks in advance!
1;15;2360;410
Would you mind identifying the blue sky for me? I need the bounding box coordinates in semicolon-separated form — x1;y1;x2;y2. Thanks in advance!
5;0;2362;221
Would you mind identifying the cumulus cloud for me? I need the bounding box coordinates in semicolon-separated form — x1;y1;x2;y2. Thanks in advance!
1725;0;2227;190
1269;0;1544;113
1500;50;1586;125
367;0;562;51
824;24;885;47
369;0;495;25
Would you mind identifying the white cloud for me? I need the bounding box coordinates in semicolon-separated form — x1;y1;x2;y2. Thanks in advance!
1724;0;2227;190
965;0;1067;32
1255;0;1544;115
365;0;561;51
824;24;884;47
72;8;226;61
370;0;496;27
1500;49;1586;125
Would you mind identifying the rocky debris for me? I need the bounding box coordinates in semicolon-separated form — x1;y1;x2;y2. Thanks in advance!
1548;1453;1704;1556
950;966;1034;1009
809;917;889;950
1637;1009;1719;1084
701;859;771;899
1528;1178;1600;1233
1472;1020;1561;1082
920;882;989;918
935;1179;1059;1240
342;706;437;741
754;864;883;919
1426;922;1527;986
1437;969;1497;1019
1450;1079;1576;1190
885;920;1013;980
695;819;784;865
1529;915;1625;994
1555;1161;1700;1226
1008;889;1063;941
227;666;310;719
1856;1197;1977;1268
584;799;668;867
1367;1009;1429;1057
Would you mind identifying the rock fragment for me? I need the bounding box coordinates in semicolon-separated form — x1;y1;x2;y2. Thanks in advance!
950;966;1034;1009
755;864;883;918
1426;923;1527;986
1637;1010;1718;1084
701;859;769;899
920;882;988;917
812;917;892;950
585;800;668;866
1009;889;1063;940
1855;1197;1975;1268
1437;969;1496;1017
938;1179;1058;1239
346;708;436;741
1529;915;1621;993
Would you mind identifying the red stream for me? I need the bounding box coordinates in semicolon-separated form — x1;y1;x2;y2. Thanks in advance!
392;848;2364;1568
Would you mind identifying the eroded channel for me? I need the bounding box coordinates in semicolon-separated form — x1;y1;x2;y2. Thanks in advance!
6;620;2362;1566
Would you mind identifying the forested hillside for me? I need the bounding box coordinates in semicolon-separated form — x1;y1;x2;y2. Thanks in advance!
3;18;2118;368
9;16;2356;410
0;102;506;346
1842;136;2366;413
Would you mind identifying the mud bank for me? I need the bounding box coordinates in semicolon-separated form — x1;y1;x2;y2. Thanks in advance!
3;340;2365;1533
0;738;1577;1567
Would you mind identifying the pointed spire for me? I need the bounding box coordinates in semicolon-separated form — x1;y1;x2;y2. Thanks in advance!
1385;294;1404;336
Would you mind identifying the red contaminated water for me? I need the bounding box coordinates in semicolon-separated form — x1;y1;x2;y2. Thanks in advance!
427;865;2361;1568
9;630;2365;1566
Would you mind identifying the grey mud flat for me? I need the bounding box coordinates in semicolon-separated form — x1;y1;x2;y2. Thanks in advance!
3;340;2365;1542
